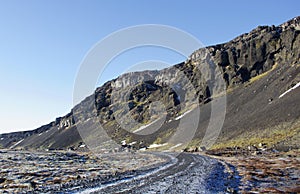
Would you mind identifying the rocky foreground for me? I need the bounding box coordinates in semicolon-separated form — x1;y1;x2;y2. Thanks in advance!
0;149;299;193
0;150;168;193
206;149;300;193
0;150;241;193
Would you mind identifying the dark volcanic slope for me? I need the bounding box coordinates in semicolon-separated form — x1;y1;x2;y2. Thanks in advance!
0;16;299;151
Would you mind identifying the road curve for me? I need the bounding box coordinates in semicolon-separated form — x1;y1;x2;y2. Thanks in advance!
79;152;240;194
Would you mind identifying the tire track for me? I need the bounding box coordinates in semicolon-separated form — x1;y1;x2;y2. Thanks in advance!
79;152;238;194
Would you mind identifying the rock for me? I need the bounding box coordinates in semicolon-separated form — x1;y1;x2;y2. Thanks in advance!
248;145;258;151
29;181;37;189
252;151;262;155
199;146;207;151
226;187;236;193
0;178;5;184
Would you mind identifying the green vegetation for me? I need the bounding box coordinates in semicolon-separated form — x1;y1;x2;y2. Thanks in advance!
153;137;162;144
186;139;201;148
211;123;300;150
248;63;278;83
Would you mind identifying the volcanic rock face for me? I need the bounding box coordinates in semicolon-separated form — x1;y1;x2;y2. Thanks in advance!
0;16;299;150
199;17;299;86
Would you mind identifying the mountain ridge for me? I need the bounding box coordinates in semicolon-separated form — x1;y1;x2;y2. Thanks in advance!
1;16;299;152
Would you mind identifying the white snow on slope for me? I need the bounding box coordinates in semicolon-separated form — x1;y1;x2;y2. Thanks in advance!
175;110;192;120
279;82;300;98
167;143;182;151
133;118;160;133
148;143;168;149
9;139;24;149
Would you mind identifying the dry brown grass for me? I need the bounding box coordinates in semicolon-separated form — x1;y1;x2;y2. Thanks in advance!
211;122;300;150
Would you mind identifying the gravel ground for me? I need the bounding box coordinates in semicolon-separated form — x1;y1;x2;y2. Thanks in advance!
0;150;240;193
0;150;167;193
79;152;240;194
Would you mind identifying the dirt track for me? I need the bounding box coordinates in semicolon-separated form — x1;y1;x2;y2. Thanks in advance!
79;152;240;194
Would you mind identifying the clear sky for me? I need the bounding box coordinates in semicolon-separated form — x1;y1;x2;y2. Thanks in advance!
0;0;299;133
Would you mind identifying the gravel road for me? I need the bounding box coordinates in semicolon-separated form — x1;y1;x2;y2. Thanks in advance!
79;152;240;194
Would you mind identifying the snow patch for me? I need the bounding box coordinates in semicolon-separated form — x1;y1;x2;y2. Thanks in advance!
38;133;43;136
133;118;160;133
168;143;182;151
128;141;137;146
0;138;4;140
279;82;300;98
10;139;24;149
148;143;168;149
175;110;192;120
121;140;126;146
79;144;86;148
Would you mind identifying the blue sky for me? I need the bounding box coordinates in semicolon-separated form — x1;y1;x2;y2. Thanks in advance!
0;0;299;133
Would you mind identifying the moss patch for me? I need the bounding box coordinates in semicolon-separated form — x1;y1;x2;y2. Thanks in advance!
248;63;278;84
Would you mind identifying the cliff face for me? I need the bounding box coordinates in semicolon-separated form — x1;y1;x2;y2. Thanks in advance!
1;16;299;151
201;17;299;85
